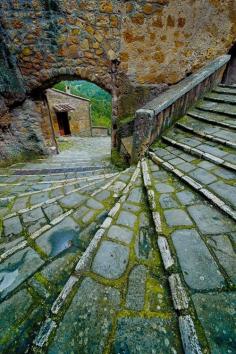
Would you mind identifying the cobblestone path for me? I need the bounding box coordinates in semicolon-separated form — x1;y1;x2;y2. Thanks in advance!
0;87;236;353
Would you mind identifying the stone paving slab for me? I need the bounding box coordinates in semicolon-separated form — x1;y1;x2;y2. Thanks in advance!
164;209;193;227
0;247;44;300
208;180;236;208
125;265;147;311
113;317;182;354
0;289;33;350
192;292;236;353
116;210;137;228
107;225;133;245
207;235;236;284
188;204;236;235
92;240;129;279
3;216;23;238
48;277;120;354
172;229;225;290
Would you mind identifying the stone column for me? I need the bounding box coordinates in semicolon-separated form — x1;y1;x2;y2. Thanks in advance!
131;109;155;163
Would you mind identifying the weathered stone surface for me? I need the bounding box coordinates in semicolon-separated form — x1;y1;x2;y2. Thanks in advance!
155;183;174;193
127;187;143;203
176;190;200;205
164;209;193;227
107;225;133;245
207;235;236;284
135;226;152;260
92;240;129;279
113;317;181;353
117;210;137;228
188;204;236;235
95;190;111;201
36;217;80;256
3;216;23;237
192;292;236;354
30;192;49;205
159;194;178;209
0;289;33;348
126;265;147;311
43;203;63;221
208;180;236;208
82;210;96;223
48;277;120;354
122;202;140;212
189;167;217;185
12;197;28;211
169;274;189;310
0;247;44;300
179;315;202;354
86;198;104;210
178;161;196;172
22;207;45;227
172;229;225;290
59;193;86;209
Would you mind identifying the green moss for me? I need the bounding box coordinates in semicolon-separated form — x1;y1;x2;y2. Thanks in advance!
111;148;129;170
118;115;135;126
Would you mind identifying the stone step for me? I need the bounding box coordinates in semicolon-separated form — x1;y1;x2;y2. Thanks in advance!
162;131;236;172
151;143;236;211
176;121;236;148
149;151;236;221
187;111;236;130
11;165;112;176
197;100;236;117
0;173;117;201
213;86;236;95
1;171;131;244
5;176;117;216
205;92;236;104
218;83;236;90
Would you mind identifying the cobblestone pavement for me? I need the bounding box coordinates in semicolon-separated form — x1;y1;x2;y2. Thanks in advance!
0;89;236;353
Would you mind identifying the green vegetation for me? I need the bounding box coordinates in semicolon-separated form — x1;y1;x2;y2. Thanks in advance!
54;81;112;128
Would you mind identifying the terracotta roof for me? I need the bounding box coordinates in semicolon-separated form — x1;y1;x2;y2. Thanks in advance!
53;104;75;112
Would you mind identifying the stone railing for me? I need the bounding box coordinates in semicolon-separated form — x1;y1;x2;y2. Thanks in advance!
130;55;230;163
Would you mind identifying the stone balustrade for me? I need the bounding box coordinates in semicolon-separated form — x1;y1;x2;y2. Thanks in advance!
130;55;230;162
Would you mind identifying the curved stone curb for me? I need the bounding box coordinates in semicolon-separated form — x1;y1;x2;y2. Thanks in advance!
141;158;202;354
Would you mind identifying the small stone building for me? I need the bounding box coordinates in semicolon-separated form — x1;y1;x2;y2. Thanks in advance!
46;89;92;137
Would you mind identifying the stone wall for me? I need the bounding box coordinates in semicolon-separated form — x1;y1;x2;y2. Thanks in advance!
0;0;235;164
46;89;92;137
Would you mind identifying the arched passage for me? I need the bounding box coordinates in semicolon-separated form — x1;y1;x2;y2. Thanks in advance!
31;75;113;165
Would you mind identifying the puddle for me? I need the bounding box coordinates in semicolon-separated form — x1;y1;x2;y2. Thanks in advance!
48;229;78;257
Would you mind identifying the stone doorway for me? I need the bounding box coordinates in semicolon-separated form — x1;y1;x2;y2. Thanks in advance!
56;111;71;136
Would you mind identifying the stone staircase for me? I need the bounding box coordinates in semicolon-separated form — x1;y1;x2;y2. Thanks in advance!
0;87;235;353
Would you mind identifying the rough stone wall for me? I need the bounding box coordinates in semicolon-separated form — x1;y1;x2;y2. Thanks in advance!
46;89;91;137
0;0;235;163
0;100;48;166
